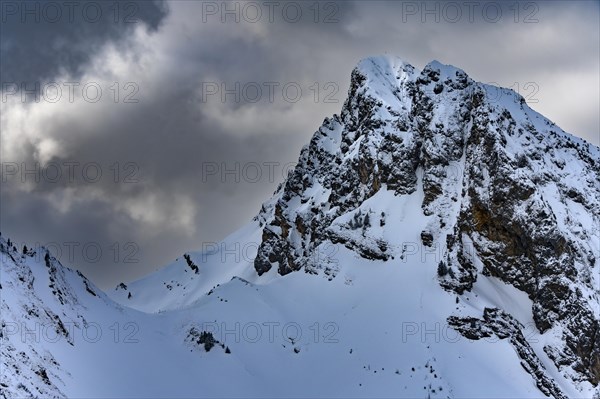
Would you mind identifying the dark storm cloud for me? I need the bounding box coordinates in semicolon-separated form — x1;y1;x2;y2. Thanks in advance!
0;0;168;83
1;0;598;289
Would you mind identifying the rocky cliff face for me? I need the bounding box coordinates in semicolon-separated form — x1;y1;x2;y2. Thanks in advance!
253;56;600;389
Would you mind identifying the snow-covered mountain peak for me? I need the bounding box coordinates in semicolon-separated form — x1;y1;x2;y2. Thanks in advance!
3;56;599;398
353;55;417;85
355;54;414;75
424;59;468;79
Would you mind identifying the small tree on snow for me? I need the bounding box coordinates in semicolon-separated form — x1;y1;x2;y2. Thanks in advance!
363;213;371;228
437;261;448;277
350;210;363;230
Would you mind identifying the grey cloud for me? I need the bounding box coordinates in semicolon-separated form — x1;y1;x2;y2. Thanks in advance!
0;0;168;83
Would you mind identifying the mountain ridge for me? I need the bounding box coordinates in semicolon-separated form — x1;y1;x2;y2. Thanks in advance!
3;56;599;398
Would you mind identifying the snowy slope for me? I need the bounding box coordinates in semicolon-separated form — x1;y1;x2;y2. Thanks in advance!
3;56;599;398
3;232;585;398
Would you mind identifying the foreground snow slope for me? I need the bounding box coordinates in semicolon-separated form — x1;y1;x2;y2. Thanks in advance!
3;232;588;398
3;56;599;398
